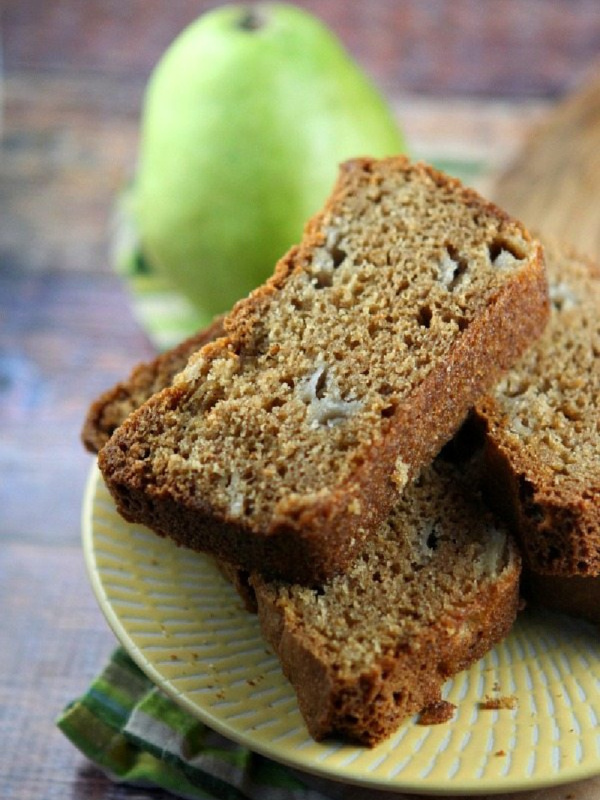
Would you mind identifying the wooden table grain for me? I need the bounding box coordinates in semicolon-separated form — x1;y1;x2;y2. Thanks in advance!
1;3;600;798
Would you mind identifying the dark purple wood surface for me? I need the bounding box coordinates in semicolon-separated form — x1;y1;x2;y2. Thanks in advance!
5;0;600;97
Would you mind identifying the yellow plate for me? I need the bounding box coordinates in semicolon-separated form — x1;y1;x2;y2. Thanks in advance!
83;465;600;795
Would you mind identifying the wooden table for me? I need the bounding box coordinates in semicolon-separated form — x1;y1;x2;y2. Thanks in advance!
2;3;600;798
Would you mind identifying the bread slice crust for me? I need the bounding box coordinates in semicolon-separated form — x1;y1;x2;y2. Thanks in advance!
99;156;548;584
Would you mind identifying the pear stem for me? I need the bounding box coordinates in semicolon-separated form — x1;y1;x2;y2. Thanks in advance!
238;6;266;31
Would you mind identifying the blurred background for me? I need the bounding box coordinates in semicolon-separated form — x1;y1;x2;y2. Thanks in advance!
3;0;600;273
1;3;600;799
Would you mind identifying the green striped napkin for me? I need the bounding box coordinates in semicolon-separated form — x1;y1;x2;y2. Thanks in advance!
57;648;327;800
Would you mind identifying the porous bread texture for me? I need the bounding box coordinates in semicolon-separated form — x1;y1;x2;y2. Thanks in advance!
99;156;548;585
250;457;521;745
475;239;600;577
81;317;224;453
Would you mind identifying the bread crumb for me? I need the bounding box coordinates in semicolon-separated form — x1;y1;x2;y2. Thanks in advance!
417;699;456;725
480;694;518;710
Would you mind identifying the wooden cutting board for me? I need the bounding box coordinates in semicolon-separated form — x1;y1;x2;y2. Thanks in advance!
492;69;600;262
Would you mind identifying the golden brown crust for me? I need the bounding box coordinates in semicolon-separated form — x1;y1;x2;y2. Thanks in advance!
99;156;548;585
82;315;225;453
417;700;456;725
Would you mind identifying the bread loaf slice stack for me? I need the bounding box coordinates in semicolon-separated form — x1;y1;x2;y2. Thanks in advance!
98;156;547;585
83;155;558;744
86;385;522;745
84;234;599;635
474;238;600;623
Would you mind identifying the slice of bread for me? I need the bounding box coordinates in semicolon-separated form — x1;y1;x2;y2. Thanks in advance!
99;156;548;584
81;317;224;453
474;239;599;578
249;455;520;745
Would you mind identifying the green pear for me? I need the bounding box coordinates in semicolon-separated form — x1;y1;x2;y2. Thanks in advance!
135;2;406;325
